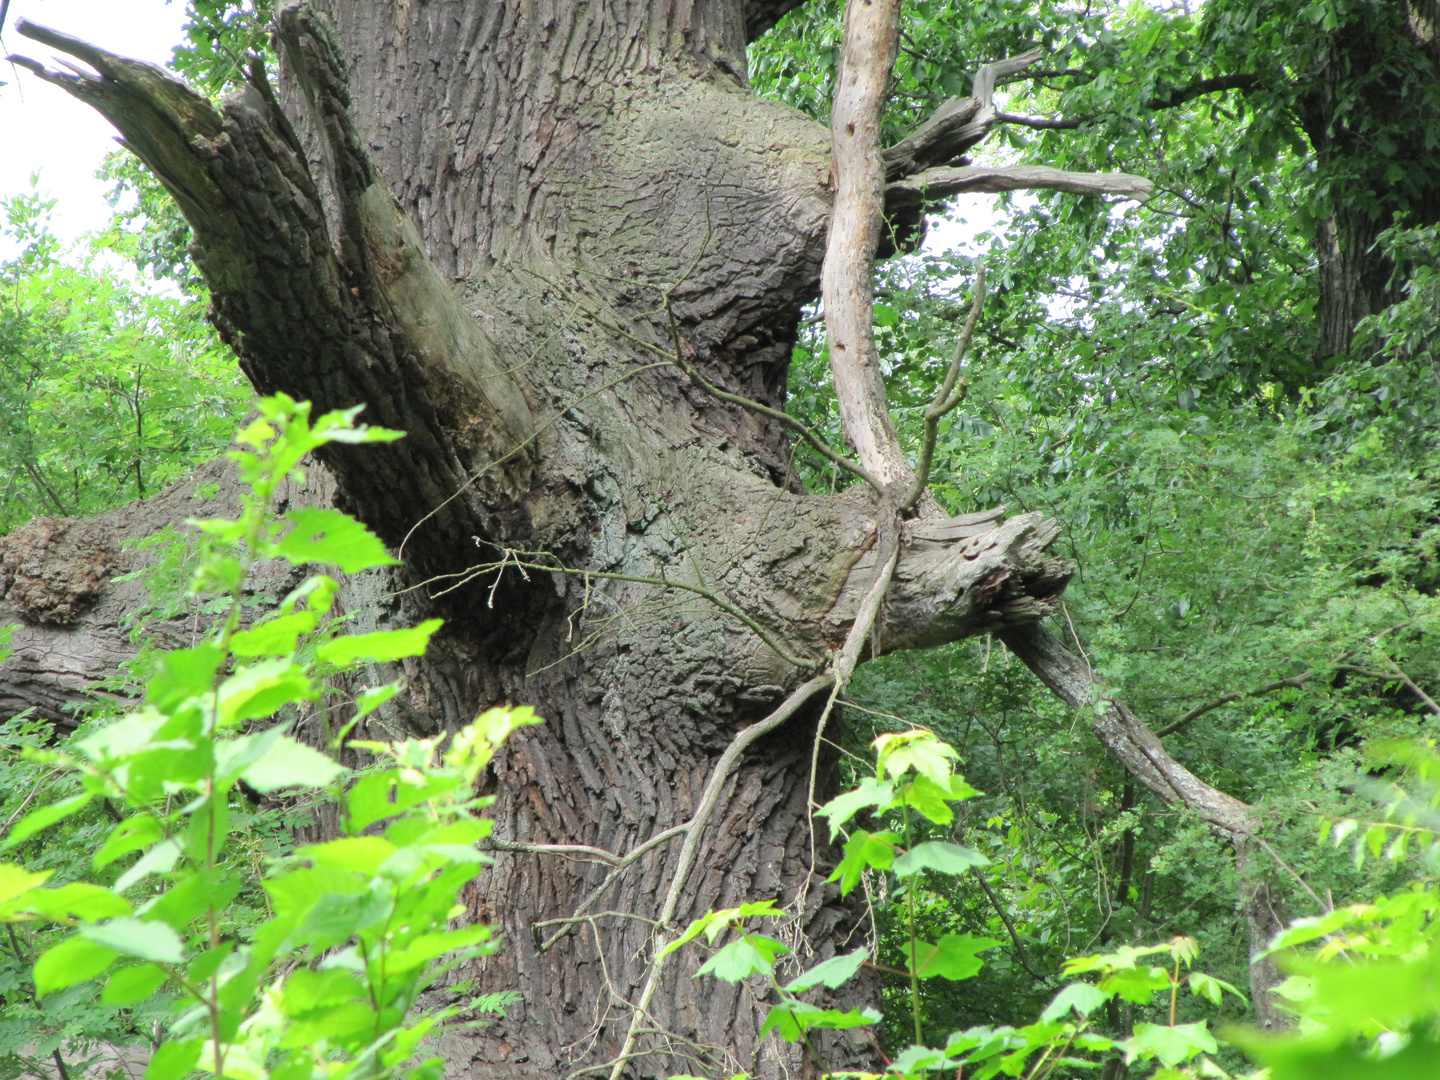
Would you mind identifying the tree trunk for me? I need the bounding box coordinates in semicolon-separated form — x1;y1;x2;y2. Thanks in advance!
1296;3;1440;362
4;5;1079;1076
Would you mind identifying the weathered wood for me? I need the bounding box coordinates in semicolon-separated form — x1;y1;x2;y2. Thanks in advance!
888;164;1154;210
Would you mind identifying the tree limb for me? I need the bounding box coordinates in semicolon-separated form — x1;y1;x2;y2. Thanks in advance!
887;165;1154;211
881;49;1045;180
1156;672;1315;738
823;0;910;490
10;14;535;572
996;73;1262;132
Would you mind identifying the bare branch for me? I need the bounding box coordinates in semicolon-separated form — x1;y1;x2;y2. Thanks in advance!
1156;672;1316;738
606;674;836;1080
902;267;985;512
888;164;1154;210
823;0;912;491
882;50;1043;180
995;73;1262;132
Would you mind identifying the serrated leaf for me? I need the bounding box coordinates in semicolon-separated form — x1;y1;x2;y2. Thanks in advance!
1119;1021;1217;1067
816;777;896;839
276;508;398;572
829;830;897;896
102;964;168;1005
784;947;868;992
145;1039;202;1080
1042;982;1110;1021
35;935;118;995
25;882;132;921
94;815;164;870
80;917;185;963
892;841;989;878
230;610;320;657
695;934;787;982
874;729;959;785
297;836;398;876
145;645;225;711
239;734;346;792
316;619;444;666
5;793;94;849
0;862;52;907
908;933;1000;980
115;837;183;892
217;660;315;725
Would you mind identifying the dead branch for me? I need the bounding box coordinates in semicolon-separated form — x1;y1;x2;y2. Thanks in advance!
823;0;910;490
881;49;1043;178
887;165;1154;210
901;267;985;512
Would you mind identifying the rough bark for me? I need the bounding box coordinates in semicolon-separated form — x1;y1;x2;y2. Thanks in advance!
3;5;1088;1076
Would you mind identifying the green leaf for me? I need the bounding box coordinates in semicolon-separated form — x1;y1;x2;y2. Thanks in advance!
816;777;896;839
102;964;168;1005
316;619;444;666
898;774;958;825
24;882;132;921
94;814;164;870
760;1000;880;1041
237;734;346;792
384;927;495;974
34;935;118;995
829;830;898;896
1042;982;1111;1021
230;610;320;657
874;729;959;785
114;838;183;892
892;841;989;878
275;507;399;572
297;836;398;876
695;934;788;982
80;917;186;963
345;769;462;832
145;644;225;711
1119;1021;1217;1067
144;1039;202;1080
217;660;315;725
146;871;241;927
908;933;1001;980
0;862;52;907
5;793;94;848
783;947;868;992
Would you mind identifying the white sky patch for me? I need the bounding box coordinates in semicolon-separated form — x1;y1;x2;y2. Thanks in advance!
2;0;188;254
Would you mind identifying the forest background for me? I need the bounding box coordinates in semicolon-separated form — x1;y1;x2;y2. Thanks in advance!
0;0;1438;1078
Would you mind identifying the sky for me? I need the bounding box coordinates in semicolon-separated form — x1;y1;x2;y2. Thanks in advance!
2;0;189;249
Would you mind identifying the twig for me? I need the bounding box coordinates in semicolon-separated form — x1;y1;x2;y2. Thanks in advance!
1157;672;1315;738
970;867;1053;987
901;267;985;511
486;839;623;866
539;824;691;951
807;533;902;870
397;361;673;561
435;549;820;672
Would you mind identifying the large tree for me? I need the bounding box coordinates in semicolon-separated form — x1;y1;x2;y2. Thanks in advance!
1;2;1298;1075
